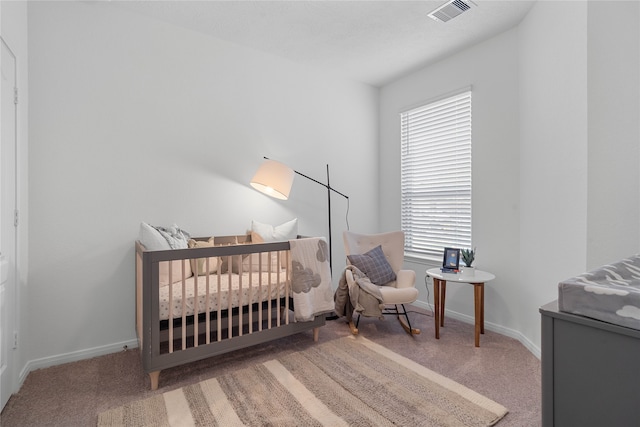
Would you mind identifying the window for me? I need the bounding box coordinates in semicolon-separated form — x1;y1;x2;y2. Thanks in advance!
400;89;472;260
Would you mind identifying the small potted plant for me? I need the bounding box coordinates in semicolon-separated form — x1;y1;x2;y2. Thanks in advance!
460;247;476;276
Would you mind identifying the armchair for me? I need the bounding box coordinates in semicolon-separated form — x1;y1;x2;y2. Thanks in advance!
342;231;420;335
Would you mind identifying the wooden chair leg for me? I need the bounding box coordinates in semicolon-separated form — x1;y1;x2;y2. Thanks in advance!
348;321;359;335
397;304;421;335
398;316;421;335
348;316;359;335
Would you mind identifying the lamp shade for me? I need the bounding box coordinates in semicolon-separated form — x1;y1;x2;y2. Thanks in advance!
250;159;294;200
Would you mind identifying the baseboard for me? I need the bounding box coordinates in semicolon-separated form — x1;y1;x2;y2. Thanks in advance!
411;300;541;359
18;338;139;389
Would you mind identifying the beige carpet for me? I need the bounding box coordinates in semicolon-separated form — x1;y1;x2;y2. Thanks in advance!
98;336;507;427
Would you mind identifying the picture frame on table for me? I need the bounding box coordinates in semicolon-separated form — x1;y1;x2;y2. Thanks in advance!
442;247;460;272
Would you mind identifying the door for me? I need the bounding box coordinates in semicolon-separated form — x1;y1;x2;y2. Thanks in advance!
0;35;17;412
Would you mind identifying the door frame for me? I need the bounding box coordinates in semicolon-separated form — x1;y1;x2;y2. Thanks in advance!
0;34;19;412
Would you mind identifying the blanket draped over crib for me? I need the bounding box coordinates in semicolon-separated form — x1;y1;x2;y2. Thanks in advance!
289;238;335;321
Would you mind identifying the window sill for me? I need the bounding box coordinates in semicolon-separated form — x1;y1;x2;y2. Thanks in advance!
404;253;441;268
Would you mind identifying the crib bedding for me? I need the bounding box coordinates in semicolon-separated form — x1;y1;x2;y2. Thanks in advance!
159;270;288;320
558;254;640;331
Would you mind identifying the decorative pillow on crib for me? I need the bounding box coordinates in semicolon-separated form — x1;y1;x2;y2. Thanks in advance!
139;222;193;284
139;222;190;250
250;218;298;270
187;238;218;276
139;222;170;251
243;250;281;273
347;245;397;285
250;218;298;242
220;255;245;274
210;236;244;274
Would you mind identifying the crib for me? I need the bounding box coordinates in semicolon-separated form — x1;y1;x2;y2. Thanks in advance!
135;234;326;390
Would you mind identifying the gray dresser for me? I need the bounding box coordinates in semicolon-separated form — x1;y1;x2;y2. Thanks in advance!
540;301;640;426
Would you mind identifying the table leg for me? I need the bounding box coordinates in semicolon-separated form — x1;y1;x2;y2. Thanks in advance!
440;282;446;327
473;283;486;347
474;284;480;347
433;278;441;339
480;283;485;334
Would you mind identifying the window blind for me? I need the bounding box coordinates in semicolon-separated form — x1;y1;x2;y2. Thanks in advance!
400;90;472;259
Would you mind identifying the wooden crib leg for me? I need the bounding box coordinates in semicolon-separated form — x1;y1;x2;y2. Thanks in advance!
313;327;320;342
149;371;160;391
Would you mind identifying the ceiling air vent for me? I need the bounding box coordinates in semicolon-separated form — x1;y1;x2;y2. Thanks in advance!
428;0;475;23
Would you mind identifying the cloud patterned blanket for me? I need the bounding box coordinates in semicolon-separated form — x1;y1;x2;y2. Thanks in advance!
289;238;335;322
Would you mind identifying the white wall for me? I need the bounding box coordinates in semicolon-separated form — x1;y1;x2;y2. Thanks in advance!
517;1;589;348
1;0;29;399
517;0;640;350
26;1;378;370
380;29;522;342
586;0;640;269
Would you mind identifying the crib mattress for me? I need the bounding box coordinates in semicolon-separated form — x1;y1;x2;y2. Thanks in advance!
159;271;288;320
558;254;640;331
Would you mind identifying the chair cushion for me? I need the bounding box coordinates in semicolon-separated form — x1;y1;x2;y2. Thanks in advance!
347;245;397;285
379;285;419;304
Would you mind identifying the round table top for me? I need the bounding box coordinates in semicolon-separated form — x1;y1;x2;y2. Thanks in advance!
426;267;495;283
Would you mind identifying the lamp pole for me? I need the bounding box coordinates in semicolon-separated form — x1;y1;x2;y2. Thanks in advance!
326;165;332;271
291;165;348;272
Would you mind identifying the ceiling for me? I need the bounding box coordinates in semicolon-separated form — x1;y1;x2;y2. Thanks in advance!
116;0;536;87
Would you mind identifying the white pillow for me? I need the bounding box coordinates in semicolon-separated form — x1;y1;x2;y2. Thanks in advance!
156;224;190;249
139;222;170;251
251;219;297;271
138;222;193;284
139;222;190;250
250;218;298;242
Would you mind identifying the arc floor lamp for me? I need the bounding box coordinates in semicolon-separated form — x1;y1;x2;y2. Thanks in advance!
250;157;349;272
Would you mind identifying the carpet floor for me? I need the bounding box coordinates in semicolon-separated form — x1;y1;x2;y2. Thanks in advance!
0;307;541;426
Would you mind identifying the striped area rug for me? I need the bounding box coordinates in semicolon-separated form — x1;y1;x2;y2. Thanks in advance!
98;336;507;426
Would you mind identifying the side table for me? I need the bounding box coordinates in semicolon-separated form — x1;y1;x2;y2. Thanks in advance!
426;268;496;347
